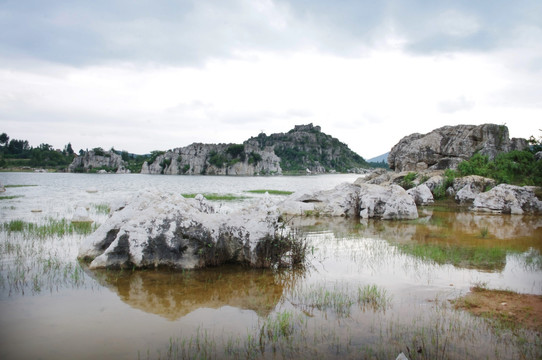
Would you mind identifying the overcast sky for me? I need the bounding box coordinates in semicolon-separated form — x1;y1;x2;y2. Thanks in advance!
1;0;541;159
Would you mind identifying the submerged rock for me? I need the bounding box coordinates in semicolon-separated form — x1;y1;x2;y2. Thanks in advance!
78;190;291;269
472;184;542;214
72;206;93;223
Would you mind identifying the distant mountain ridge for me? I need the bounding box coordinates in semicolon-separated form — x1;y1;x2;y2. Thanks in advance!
367;153;389;163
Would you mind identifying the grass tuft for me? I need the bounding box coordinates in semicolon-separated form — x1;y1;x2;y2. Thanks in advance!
246;189;294;195
181;193;247;201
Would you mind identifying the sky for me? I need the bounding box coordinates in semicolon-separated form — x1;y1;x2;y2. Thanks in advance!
1;0;541;159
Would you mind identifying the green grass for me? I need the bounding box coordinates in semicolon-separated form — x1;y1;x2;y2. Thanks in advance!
4;184;38;188
246;189;294;195
92;203;111;214
181;193;248;201
396;243;510;270
2;219;97;237
292;283;391;318
0;195;24;200
358;284;392;311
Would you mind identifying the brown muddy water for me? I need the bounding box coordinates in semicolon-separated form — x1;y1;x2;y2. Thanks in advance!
0;173;541;359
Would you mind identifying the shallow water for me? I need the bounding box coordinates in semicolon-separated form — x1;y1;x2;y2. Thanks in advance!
0;172;541;359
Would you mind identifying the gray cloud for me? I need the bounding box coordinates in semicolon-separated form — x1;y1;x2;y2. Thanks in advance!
2;0;540;68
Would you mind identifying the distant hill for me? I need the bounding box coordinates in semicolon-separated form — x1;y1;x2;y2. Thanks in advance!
246;124;368;173
367;152;389;163
138;123;369;175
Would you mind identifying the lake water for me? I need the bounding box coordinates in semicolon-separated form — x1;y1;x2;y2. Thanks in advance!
0;172;541;359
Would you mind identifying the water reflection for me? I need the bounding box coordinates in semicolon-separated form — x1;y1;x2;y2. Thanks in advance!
290;207;542;272
85;265;304;320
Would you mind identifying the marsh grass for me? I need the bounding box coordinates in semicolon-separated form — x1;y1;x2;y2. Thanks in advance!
2;219;97;237
0;195;24;200
246;189;294;195
181;193;248;201
479;227;490;238
92;203;111;215
148;295;542;360
395;243;510;270
290;282;391;317
358;284;392;311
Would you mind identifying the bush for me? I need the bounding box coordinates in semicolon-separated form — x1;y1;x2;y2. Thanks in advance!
457;149;542;186
400;172;418;190
226;144;245;159
208;151;228;168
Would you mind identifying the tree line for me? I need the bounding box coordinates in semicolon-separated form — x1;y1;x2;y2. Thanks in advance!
0;132;76;169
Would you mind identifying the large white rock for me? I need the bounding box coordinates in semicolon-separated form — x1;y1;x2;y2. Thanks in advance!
472;184;542;214
281;183;360;217
359;184;418;220
78;190;285;269
407;184;434;206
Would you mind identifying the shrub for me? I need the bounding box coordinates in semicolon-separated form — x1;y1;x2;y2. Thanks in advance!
208;151;228;168
457;149;542;186
226;144;245;159
400;172;418;190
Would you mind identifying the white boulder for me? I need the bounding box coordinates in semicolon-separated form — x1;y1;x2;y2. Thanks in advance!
78;190;288;269
72;206;93;223
407;184;434;206
359;184;418;220
281;183;360;217
472;184;542;214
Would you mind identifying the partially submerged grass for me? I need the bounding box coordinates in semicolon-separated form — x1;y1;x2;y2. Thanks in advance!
0;195;24;200
2;219;97;237
4;184;38;188
290;282;391;317
358;284;393;311
395;243;510;270
181;193;248;201
148;293;542;360
246;189;294;195
92;203;111;215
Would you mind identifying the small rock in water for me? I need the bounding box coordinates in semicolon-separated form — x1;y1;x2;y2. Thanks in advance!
72;206;93;223
86;187;98;193
31;209;42;213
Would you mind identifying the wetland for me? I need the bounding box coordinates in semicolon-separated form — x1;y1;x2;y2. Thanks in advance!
0;172;540;359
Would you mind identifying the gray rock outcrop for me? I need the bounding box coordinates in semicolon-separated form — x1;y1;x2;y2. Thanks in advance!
472;184;542;214
141;143;282;176
68;150;127;173
407;184;434;206
78;191;294;269
283;183;361;217
388;124;528;172
279;181;418;220
453;175;496;204
358;184;419;220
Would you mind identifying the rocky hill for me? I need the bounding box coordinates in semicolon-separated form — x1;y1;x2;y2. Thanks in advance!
245;124;368;173
68;124;367;175
68;148;130;174
140;124;368;175
388;124;528;172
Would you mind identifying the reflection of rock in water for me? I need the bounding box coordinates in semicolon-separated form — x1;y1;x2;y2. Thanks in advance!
84;265;297;320
292;209;542;272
